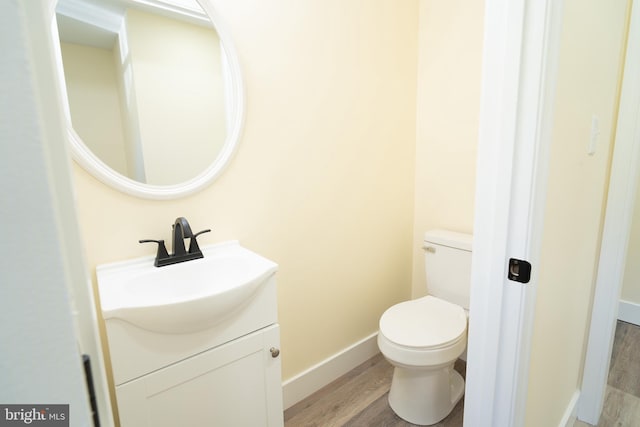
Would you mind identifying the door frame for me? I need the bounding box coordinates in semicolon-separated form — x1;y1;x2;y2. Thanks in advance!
464;0;564;425
578;0;640;423
26;1;115;424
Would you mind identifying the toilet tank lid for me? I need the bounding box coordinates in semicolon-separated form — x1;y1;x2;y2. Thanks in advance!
424;229;473;251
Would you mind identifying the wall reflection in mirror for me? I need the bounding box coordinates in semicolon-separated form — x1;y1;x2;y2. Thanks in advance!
56;0;231;186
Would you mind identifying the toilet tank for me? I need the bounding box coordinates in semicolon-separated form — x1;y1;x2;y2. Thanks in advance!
424;229;473;310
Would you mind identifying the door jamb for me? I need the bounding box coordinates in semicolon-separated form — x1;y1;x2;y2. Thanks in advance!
578;0;640;422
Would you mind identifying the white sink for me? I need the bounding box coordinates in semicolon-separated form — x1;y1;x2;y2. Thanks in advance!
97;241;277;334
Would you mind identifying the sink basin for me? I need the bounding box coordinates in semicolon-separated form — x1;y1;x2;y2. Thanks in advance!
97;241;277;334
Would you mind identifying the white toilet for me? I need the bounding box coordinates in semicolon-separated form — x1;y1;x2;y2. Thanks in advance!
377;229;472;425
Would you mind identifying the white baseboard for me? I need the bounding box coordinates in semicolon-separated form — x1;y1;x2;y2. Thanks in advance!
559;390;580;427
282;332;380;409
618;300;640;326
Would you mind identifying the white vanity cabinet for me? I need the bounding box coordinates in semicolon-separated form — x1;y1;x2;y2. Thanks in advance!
96;242;284;427
116;325;283;427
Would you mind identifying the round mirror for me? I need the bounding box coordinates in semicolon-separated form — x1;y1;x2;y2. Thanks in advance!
54;0;244;199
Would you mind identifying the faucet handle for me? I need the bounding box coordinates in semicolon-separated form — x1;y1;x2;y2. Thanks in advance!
139;239;170;266
188;229;211;255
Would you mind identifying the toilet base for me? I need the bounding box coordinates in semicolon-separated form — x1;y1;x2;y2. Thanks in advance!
388;362;464;426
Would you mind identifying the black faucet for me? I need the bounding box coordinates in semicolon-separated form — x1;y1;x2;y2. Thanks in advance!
172;217;193;257
139;217;211;267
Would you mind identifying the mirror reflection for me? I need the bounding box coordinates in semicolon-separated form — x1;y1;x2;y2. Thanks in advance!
56;0;231;186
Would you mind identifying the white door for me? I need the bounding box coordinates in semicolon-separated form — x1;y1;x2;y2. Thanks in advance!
466;0;637;426
464;0;564;425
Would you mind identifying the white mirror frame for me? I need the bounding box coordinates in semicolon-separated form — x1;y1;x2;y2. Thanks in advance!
56;0;245;200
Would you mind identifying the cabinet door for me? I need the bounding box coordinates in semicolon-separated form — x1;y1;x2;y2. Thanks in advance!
116;325;283;427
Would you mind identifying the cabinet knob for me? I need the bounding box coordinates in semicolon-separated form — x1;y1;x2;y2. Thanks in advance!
270;347;280;358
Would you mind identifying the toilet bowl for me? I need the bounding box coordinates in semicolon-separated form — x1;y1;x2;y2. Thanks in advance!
378;229;472;426
378;295;467;425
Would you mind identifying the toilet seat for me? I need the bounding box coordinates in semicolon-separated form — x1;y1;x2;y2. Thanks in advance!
378;296;467;368
379;295;467;349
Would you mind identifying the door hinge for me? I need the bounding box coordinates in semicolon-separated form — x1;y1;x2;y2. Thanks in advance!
508;258;532;283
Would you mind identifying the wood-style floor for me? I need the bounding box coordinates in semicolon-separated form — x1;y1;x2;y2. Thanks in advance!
284;355;465;426
575;320;640;427
285;321;640;427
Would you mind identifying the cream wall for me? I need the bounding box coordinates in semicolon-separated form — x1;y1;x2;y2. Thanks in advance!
411;0;484;297
524;0;631;425
621;181;640;304
71;0;419;396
